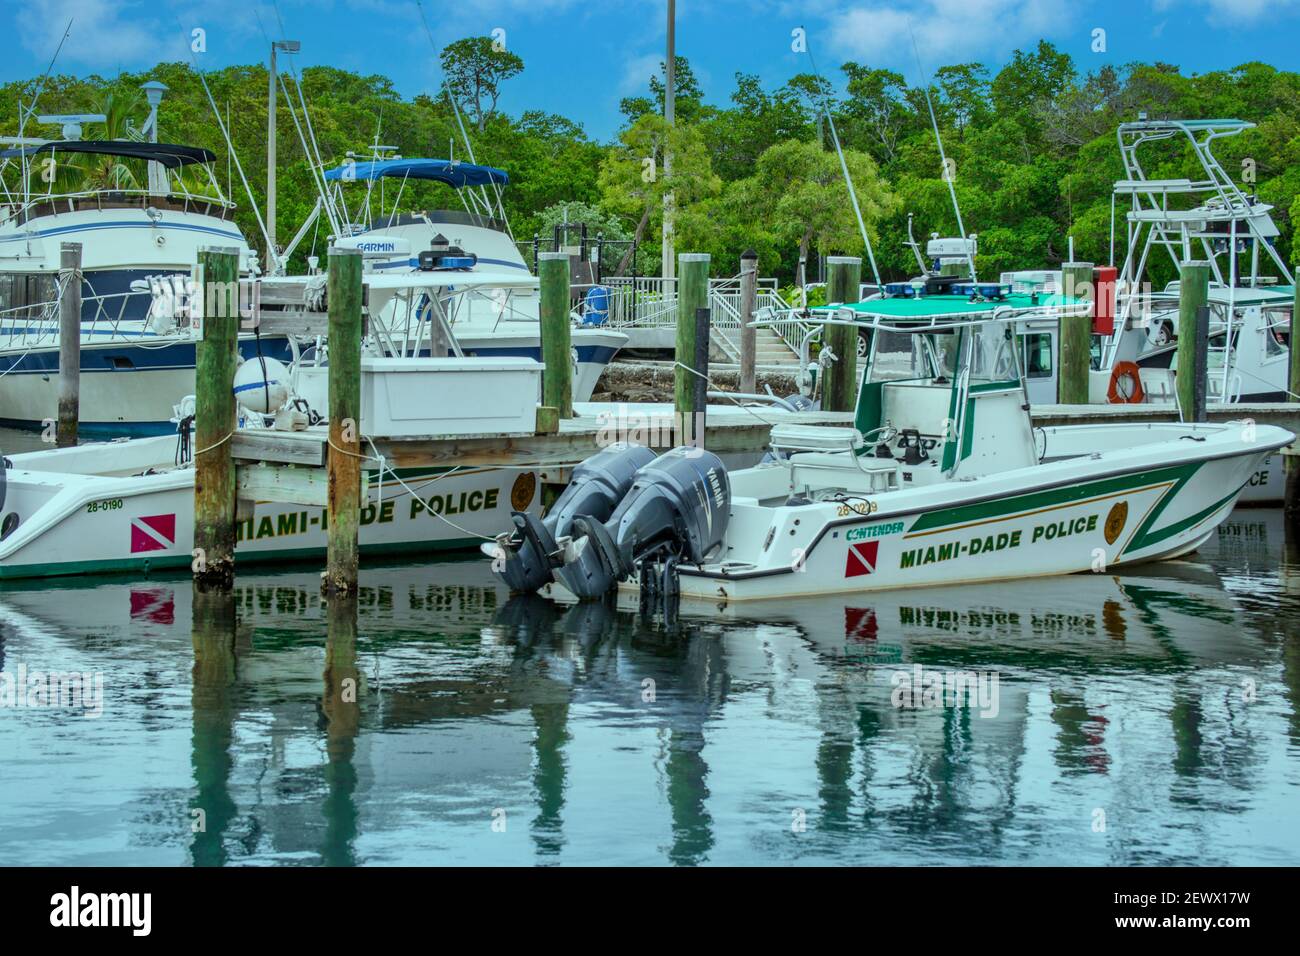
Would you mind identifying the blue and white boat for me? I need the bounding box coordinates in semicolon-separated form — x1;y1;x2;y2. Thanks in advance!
0;137;292;436
321;156;626;400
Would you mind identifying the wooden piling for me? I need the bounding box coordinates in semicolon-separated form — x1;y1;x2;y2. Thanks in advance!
193;246;241;590
56;242;82;448
738;249;758;394
538;252;573;419
1288;284;1300;521
693;306;710;446
1058;262;1095;405
674;252;710;421
1176;261;1211;421
1291;281;1300;404
823;256;862;413
326;246;364;595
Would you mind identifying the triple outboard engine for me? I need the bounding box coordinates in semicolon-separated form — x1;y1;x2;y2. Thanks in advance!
485;442;656;593
556;447;731;600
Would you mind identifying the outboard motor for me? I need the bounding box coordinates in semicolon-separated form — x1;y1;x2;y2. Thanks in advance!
556;447;730;601
484;442;656;593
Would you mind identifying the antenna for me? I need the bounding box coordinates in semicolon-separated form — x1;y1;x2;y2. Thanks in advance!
908;23;977;282
37;113;106;140
804;35;883;291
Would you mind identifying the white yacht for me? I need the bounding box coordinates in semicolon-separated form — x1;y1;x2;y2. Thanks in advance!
0;125;292;436
320;157;626;400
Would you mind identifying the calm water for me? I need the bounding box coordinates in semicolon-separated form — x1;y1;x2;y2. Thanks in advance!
0;505;1298;866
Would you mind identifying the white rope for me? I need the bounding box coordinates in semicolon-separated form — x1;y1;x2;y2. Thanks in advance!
194;431;233;457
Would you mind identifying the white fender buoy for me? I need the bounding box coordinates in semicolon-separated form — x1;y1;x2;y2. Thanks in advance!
233;357;291;413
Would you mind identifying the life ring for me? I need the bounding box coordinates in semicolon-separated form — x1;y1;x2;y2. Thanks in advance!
1107;361;1144;404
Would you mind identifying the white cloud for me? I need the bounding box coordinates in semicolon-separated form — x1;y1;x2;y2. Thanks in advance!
618;51;665;95
16;0;162;67
823;0;1074;72
1152;0;1298;24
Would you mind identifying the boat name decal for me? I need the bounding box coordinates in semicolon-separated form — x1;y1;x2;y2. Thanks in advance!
899;513;1100;569
846;521;904;542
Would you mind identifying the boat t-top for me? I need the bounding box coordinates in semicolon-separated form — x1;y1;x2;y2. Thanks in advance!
317;155;626;401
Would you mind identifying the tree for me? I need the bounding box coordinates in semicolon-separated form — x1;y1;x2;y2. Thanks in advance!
598;114;719;275
749;139;895;286
620;55;705;124
839;64;912;167
934;64;989;138
439;37;523;132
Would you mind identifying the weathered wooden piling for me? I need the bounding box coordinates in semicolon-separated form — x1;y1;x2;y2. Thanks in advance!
56;242;82;448
538;252;573;421
693;306;710;445
325;246;364;594
1058;262;1095;405
193;246;241;589
675;253;710;423
1176;260;1211;421
1288;284;1300;521
738;249;758;394
823;256;861;413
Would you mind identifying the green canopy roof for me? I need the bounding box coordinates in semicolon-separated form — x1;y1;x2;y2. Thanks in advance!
814;292;1090;322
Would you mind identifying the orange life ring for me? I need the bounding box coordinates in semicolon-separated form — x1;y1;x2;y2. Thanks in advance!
1107;361;1144;404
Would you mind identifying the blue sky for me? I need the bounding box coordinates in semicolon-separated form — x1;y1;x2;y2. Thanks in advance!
4;0;1298;142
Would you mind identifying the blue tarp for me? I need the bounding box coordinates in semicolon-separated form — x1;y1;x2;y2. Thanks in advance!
323;158;509;188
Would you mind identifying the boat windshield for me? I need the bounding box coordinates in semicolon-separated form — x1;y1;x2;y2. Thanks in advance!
966;321;1023;384
867;320;1020;385
868;328;958;382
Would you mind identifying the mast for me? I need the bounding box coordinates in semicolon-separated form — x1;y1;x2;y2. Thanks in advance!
661;0;676;282
267;39;300;274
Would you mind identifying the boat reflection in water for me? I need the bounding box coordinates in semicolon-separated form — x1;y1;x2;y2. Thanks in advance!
0;517;1298;866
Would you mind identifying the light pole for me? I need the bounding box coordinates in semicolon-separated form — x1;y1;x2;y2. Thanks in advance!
140;81;167;196
267;39;300;273
661;0;675;283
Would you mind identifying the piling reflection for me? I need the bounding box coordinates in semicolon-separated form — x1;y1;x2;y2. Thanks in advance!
2;515;1298;865
190;584;237;867
322;594;360;867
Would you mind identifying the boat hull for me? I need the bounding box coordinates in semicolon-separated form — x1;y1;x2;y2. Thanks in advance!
0;437;539;579
664;429;1287;602
0;336;296;437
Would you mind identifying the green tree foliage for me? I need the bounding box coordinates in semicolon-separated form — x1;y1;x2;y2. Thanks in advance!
2;39;1296;286
438;36;524;132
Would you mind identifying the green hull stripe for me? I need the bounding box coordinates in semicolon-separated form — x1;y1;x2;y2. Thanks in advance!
908;460;1202;535
0;536;478;582
1122;476;1244;556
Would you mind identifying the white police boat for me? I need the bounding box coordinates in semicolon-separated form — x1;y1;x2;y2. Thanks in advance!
487;292;1291;603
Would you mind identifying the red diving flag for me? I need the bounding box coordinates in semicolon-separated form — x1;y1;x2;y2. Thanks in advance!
844;540;879;578
130;514;177;554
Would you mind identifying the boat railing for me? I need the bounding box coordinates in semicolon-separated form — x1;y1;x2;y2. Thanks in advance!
0;280;185;354
2;187;235;226
600;275;803;358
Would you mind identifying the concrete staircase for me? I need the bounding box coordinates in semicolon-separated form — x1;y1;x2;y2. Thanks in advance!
753;326;799;365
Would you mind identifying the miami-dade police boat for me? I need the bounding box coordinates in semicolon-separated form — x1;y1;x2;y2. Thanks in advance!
487;292;1291;603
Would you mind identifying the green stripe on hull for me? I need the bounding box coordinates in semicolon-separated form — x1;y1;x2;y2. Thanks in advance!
0;536;479;582
907;461;1203;539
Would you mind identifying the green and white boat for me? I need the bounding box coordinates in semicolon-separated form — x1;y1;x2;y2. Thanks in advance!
491;293;1292;603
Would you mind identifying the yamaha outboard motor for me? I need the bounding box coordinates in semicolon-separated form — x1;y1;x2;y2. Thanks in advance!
556;447;731;601
485;442;656;593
